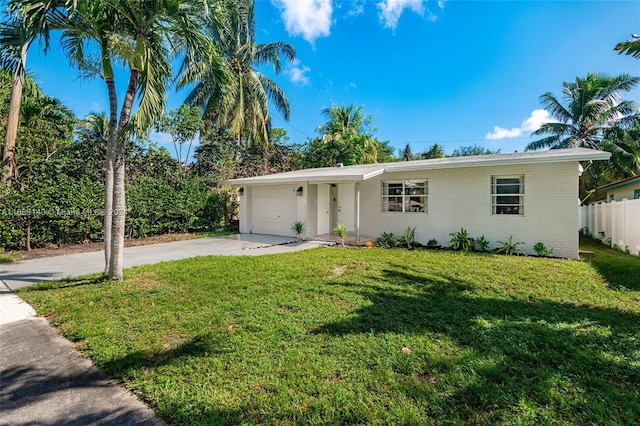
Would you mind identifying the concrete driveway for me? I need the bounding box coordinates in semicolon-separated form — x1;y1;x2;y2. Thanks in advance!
0;234;327;425
1;234;323;290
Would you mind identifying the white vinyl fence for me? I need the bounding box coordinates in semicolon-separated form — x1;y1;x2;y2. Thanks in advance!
579;198;640;255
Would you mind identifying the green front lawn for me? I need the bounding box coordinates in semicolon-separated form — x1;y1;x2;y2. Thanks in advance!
18;244;640;425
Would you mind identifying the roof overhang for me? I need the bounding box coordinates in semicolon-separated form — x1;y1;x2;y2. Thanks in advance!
223;148;611;186
597;175;640;191
223;166;385;185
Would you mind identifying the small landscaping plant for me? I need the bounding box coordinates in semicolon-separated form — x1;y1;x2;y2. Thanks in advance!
395;227;416;249
475;235;490;252
495;236;524;256
448;228;475;251
533;242;553;257
333;224;347;246
291;221;304;240
378;232;395;248
427;238;439;248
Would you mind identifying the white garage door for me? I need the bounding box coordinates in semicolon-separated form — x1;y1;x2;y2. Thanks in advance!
251;185;297;236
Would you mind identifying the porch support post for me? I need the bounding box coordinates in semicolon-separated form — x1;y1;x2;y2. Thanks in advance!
355;182;360;242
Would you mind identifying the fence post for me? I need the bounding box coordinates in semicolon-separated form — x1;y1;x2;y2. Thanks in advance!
611;201;616;248
623;198;629;252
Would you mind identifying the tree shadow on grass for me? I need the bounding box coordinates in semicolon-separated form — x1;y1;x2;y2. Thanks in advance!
312;267;640;423
15;275;110;292
579;235;640;291
583;252;640;291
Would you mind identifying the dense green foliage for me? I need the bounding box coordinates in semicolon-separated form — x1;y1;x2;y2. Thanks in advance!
303;103;394;167
18;243;640;424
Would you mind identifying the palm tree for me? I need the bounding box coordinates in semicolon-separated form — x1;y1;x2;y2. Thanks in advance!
614;33;640;59
316;103;379;165
526;73;640;202
0;7;54;184
526;73;639;151
16;0;214;279
182;0;295;147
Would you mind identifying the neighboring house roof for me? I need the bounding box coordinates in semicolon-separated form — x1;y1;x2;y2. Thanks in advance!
597;175;640;192
225;148;611;185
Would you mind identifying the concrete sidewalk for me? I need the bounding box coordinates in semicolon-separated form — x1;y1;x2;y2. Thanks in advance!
0;234;327;425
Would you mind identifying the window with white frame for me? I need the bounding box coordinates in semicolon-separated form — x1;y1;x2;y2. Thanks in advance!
491;176;524;215
382;180;428;213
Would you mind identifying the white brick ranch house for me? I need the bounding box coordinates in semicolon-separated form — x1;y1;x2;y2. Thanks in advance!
225;148;610;259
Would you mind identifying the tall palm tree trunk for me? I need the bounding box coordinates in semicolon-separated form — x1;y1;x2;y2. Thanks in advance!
108;140;126;279
2;43;27;185
103;77;117;273
107;69;140;280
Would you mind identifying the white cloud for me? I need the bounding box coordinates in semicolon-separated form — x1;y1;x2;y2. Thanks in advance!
521;109;554;133
273;0;333;44
347;0;366;16
485;126;522;140
437;0;447;9
377;0;425;30
485;109;556;140
285;60;311;85
348;82;357;89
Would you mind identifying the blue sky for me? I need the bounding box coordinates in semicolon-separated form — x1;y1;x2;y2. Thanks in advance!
25;0;640;157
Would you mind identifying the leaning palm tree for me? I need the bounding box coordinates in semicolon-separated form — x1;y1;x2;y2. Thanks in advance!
182;0;295;147
0;8;54;184
526;73;639;151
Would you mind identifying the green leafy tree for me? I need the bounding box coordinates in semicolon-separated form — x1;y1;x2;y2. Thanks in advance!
182;0;295;147
305;103;384;167
451;145;500;157
420;143;445;159
155;104;204;171
194;127;302;180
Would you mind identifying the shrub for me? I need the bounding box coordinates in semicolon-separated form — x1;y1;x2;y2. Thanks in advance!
395;227;416;249
475;235;490;252
427;238;439;248
379;232;395;248
495;236;524;256
448;228;475;252
533;242;554;257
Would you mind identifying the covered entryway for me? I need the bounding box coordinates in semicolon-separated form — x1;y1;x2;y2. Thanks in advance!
250;185;297;236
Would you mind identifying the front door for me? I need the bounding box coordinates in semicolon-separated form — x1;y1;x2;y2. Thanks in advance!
329;184;338;231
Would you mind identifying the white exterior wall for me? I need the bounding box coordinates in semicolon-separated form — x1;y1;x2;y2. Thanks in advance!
239;162;582;258
357;162;579;258
239;186;250;234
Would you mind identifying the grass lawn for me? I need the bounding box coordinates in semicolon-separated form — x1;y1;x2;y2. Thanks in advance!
18;240;640;425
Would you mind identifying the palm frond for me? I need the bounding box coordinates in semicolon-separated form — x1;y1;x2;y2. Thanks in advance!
614;38;640;59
